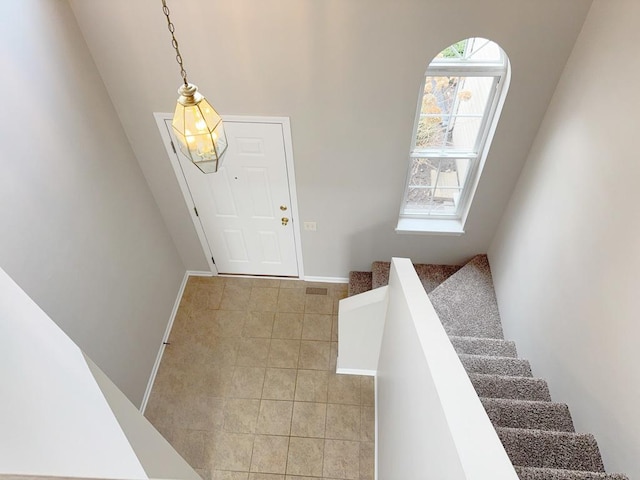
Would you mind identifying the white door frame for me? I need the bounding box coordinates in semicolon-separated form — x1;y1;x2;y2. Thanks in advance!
154;113;305;278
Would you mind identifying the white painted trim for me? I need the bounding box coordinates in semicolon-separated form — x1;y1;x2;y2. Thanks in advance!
153;113;216;274
304;276;349;284
140;270;190;414
188;270;215;277
336;367;376;376
374;375;379;480
154;113;303;279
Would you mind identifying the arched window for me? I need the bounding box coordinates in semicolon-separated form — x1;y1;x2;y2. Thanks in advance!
398;38;510;234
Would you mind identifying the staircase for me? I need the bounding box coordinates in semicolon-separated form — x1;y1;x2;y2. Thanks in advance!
348;255;628;480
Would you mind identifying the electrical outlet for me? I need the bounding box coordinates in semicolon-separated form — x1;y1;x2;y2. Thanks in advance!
304;222;317;231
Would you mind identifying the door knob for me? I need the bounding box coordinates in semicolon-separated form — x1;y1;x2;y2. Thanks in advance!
281;217;289;226
280;205;288;211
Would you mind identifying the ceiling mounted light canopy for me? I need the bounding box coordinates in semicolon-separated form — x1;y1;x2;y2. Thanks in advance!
161;0;228;173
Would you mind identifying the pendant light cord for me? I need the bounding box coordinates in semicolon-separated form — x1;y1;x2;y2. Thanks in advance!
161;0;189;86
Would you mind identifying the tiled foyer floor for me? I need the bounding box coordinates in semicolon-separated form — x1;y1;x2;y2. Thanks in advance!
145;276;375;480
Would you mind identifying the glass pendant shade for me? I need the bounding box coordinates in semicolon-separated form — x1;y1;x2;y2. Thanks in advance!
172;83;228;174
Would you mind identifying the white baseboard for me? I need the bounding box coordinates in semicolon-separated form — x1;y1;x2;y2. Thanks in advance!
336;367;377;376
139;270;190;413
187;270;214;277
304;275;349;284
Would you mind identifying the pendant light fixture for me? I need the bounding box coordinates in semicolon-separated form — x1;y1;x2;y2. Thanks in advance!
161;0;228;173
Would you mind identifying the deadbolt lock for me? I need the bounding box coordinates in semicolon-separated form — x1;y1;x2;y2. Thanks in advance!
281;217;289;226
280;205;288;211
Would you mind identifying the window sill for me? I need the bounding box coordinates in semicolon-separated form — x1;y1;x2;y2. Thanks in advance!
395;217;465;236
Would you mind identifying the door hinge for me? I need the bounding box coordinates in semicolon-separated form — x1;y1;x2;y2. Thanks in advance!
170;141;176;154
211;256;215;264
194;206;199;217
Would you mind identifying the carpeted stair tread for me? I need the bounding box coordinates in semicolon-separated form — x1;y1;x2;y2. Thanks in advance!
515;467;629;480
371;261;461;292
497;428;605;472
459;354;532;377
347;271;372;297
481;398;574;432
429;254;504;339
469;373;552;401
449;336;518;358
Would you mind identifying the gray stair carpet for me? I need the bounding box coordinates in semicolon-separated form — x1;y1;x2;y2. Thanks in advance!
459;354;532;377
370;260;461;292
347;271;372;297
481;398;575;432
449;335;518;358
346;255;628;479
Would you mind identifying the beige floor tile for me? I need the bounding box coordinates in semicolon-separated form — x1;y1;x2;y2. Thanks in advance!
252;278;281;288
360;406;375;442
323;440;359;479
268;339;300;368
286;437;324;477
209;337;241;366
212;471;249;480
249;474;284;480
359;441;375;480
223;398;260;433
294;369;329;403
304;295;334;314
166;428;207;469
243;312;275;338
328;374;361;405
291;402;326;438
360;377;374;406
223;277;255;288
171;394;225;431
251;435;289;474
214;310;248;337
331;315;338;342
229;367;266;399
279;279;304;289
237;338;271;366
150;277;374;480
249;287;279;312
330;342;338;372
262;368;297;400
301;314;333;341
298;341;331;370
272;312;303;339
256;400;293;435
220;284;252;310
325;404;360;441
211;432;255;471
276;289;306;313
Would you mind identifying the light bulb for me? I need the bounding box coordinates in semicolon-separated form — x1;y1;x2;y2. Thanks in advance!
195;120;207;131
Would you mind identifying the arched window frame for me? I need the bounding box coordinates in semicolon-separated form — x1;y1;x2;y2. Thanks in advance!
397;38;510;234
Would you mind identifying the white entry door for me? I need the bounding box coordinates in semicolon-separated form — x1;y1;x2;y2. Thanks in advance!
163;118;300;277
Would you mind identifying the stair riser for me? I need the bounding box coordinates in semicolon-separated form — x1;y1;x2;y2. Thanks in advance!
470;375;551;402
460;355;532;377
450;337;518;358
498;429;605;472
481;399;574;432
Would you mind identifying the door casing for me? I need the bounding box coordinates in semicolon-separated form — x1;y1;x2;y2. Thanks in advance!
154;113;304;277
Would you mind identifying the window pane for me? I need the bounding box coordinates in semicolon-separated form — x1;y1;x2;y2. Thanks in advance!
407;157;439;186
434;38;504;64
416;76;496;152
403;158;472;216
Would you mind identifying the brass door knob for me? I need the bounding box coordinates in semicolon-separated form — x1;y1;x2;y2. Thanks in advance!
280;205;288;211
281;217;289;226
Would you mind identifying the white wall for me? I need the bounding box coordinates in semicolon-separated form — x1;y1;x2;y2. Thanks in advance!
0;0;185;406
488;1;640;477
69;0;591;277
376;258;517;480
